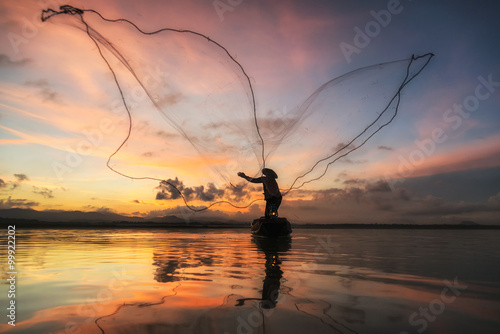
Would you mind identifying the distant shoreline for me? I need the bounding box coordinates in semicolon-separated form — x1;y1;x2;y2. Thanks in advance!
2;218;499;229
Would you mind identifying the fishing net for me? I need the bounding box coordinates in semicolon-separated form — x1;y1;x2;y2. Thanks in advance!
41;5;433;211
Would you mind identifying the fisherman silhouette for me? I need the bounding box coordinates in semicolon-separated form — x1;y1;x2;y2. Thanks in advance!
238;168;282;218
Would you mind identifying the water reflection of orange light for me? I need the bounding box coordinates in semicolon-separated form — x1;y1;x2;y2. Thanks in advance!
7;281;228;334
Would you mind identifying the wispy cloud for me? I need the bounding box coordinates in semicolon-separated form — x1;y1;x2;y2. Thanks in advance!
0;196;39;209
0;54;31;67
0;174;29;191
24;79;61;103
14;173;28;181
32;186;54;199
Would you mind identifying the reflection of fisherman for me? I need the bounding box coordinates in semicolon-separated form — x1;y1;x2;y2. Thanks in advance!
261;251;282;309
238;168;282;218
234;252;282;309
236;237;289;309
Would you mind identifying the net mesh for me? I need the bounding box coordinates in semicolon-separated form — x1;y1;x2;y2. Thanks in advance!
42;5;434;211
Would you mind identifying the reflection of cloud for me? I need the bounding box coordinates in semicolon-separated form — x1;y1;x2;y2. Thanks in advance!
153;258;180;283
152;241;218;283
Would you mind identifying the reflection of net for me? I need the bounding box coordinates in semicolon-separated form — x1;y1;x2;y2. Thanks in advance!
94;283;181;334
42;6;433;211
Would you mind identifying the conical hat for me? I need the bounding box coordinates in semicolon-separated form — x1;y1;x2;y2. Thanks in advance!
262;168;278;179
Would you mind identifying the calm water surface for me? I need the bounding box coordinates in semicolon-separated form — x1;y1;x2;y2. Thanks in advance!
1;228;500;334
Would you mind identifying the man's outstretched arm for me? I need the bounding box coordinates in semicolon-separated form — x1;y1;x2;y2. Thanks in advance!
237;172;262;183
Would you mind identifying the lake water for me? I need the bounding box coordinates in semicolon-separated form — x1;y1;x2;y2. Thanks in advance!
1;228;500;334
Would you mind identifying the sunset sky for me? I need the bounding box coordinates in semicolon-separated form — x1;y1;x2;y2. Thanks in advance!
1;0;499;224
